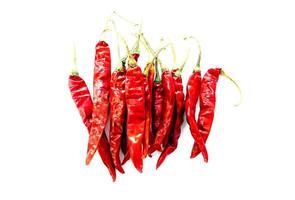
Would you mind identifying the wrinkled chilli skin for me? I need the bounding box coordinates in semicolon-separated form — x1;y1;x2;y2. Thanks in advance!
157;71;185;168
152;82;164;141
143;63;155;158
69;75;93;130
185;70;208;162
109;68;126;174
86;41;111;165
191;68;220;158
121;54;140;164
125;66;145;172
149;71;175;155
68;74;116;181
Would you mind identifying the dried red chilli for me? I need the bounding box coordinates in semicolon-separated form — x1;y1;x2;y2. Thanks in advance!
120;53;140;165
184;37;208;162
156;69;185;168
142;62;155;158
139;35;165;158
68;71;116;181
139;35;171;156
185;68;208;162
68;12;242;174
115;29;146;172
86;40;112;165
151;61;164;144
113;21;143;165
108;20;141;171
190;68;241;158
109;66;126;174
68;72;93;131
125;61;145;172
149;69;175;155
160;40;177;147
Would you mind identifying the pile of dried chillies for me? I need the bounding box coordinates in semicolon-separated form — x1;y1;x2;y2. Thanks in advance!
68;13;242;181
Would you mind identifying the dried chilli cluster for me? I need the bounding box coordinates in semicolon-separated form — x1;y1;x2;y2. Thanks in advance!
68;13;242;181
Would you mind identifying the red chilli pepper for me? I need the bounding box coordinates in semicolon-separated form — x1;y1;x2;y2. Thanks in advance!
125;60;145;172
185;68;208;162
109;66;126;174
190;68;220;158
69;72;116;181
120;53;140;165
156;69;185;168
152;83;163;141
190;68;242;158
149;70;175;155
142;62;155;158
151;59;164;144
86;41;111;165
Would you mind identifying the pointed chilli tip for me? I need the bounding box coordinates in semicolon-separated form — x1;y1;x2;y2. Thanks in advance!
190;149;198;159
85;158;90;165
156;156;164;170
85;150;95;165
115;163;125;174
135;164;143;173
112;174;116;182
156;162;161;170
148;144;160;155
204;156;209;163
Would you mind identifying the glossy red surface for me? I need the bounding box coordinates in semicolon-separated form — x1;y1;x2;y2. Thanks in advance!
69;74;116;181
185;70;208;162
86;41;111;165
149;70;175;155
191;68;221;158
125;66;145;172
157;71;185;168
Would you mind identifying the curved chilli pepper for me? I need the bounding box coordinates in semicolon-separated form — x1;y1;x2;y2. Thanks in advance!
190;68;221;158
69;74;93;131
68;73;116;181
125;65;145;172
149;70;175;155
86;41;111;165
156;70;185;168
109;67;126;174
185;69;208;162
142;62;155;158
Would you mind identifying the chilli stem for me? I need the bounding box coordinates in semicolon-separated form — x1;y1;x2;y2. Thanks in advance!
220;69;243;107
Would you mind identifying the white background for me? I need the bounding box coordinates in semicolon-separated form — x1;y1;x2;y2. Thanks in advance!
0;0;294;199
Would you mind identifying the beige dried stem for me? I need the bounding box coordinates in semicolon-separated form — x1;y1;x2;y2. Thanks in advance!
71;43;79;76
183;36;202;72
220;70;243;107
